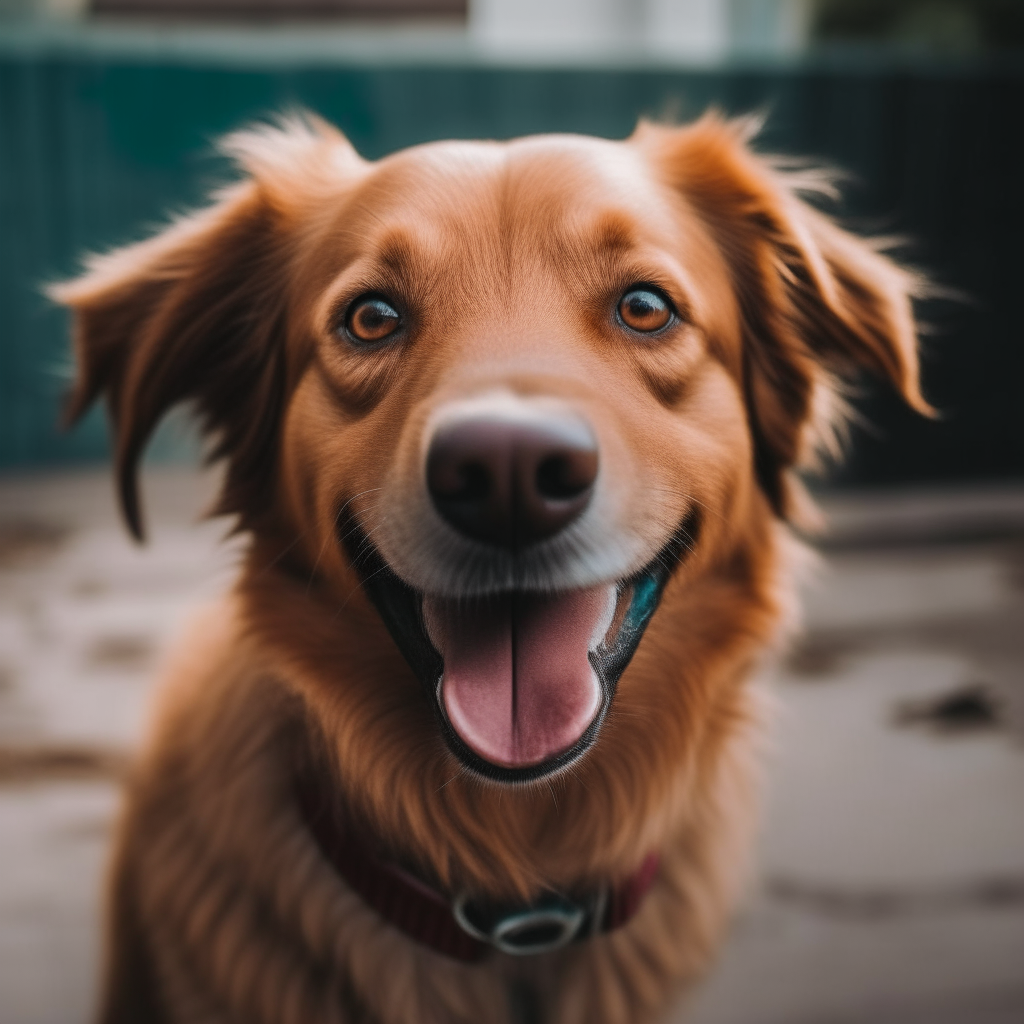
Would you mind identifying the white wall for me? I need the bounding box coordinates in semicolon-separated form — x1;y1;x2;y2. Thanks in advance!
645;0;730;61
471;0;813;62
730;0;812;56
0;0;813;62
0;0;86;17
471;0;636;55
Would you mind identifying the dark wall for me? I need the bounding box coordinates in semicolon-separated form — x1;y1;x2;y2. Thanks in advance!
1;46;1022;486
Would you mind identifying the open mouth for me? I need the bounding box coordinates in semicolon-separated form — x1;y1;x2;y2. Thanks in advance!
342;513;699;784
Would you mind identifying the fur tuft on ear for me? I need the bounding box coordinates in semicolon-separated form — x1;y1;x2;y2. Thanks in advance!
220;110;365;212
634;112;931;519
50;112;361;540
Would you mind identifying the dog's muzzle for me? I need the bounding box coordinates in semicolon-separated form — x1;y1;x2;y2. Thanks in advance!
342;507;700;782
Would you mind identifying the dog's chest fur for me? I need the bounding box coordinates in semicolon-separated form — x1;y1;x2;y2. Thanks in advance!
110;600;762;1024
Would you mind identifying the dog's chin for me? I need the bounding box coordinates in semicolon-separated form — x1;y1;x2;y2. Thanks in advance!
341;513;699;784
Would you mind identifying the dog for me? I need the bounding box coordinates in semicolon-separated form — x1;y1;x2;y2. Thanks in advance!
53;110;926;1024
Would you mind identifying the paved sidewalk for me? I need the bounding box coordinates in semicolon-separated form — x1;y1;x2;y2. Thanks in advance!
1;469;1022;1024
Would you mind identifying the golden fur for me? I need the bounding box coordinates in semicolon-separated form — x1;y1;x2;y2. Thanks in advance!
53;111;925;1024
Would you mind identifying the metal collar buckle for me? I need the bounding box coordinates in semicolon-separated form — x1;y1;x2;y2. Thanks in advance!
452;887;608;956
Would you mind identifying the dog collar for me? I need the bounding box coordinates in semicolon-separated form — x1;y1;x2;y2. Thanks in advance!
297;787;659;961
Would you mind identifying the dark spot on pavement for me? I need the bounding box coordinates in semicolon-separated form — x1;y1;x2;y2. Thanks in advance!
892;683;1003;734
0;521;71;568
767;874;1024;918
1004;542;1024;593
72;578;107;598
86;635;155;670
0;664;15;694
59;815;116;841
784;637;853;679
0;746;130;784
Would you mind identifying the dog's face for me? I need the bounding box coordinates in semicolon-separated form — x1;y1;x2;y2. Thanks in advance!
55;114;925;797
298;134;739;596
279;133;756;779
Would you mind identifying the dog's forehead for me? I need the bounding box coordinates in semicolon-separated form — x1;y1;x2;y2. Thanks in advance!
361;134;672;230
504;133;656;192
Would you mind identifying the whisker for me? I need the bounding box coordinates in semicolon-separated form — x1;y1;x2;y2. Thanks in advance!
646;486;725;526
437;764;468;792
341;508;389;572
333;540;393;616
545;779;559;811
334;493;386;549
306;488;384;595
251;531;306;579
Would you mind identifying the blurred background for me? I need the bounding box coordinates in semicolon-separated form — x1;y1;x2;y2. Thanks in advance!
0;2;1022;1023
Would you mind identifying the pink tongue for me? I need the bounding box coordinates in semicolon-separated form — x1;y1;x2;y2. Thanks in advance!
423;587;613;768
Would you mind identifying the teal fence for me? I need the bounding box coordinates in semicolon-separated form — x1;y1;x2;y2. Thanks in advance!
2;38;1022;485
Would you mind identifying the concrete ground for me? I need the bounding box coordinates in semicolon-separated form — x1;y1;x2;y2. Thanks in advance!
1;468;1022;1024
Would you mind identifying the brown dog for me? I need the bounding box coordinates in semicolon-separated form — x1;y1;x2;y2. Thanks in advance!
54;111;925;1024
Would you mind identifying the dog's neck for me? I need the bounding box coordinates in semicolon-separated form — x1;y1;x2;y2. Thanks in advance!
293;764;660;961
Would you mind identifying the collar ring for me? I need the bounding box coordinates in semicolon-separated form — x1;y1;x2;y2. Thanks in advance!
452;889;607;956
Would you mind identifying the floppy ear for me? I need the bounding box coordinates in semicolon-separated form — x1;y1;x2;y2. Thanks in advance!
50;113;362;540
634;113;931;519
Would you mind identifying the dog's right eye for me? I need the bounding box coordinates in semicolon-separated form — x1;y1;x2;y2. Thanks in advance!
617;288;673;334
344;296;402;344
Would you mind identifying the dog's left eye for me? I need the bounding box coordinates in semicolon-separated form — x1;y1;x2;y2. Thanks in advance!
345;296;402;344
617;288;673;334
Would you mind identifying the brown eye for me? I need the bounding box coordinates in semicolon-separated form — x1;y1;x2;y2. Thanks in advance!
617;288;672;333
345;296;402;344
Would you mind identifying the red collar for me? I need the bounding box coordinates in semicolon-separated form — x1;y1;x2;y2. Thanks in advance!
298;785;659;962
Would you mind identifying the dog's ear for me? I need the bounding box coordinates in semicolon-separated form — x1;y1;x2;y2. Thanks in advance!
634;113;931;518
50;114;363;540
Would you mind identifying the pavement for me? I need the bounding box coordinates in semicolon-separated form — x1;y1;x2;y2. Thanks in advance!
1;468;1022;1024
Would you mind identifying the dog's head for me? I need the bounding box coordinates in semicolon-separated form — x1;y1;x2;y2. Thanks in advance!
54;113;925;791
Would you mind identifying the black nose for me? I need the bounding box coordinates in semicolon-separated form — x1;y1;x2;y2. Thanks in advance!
426;415;599;548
